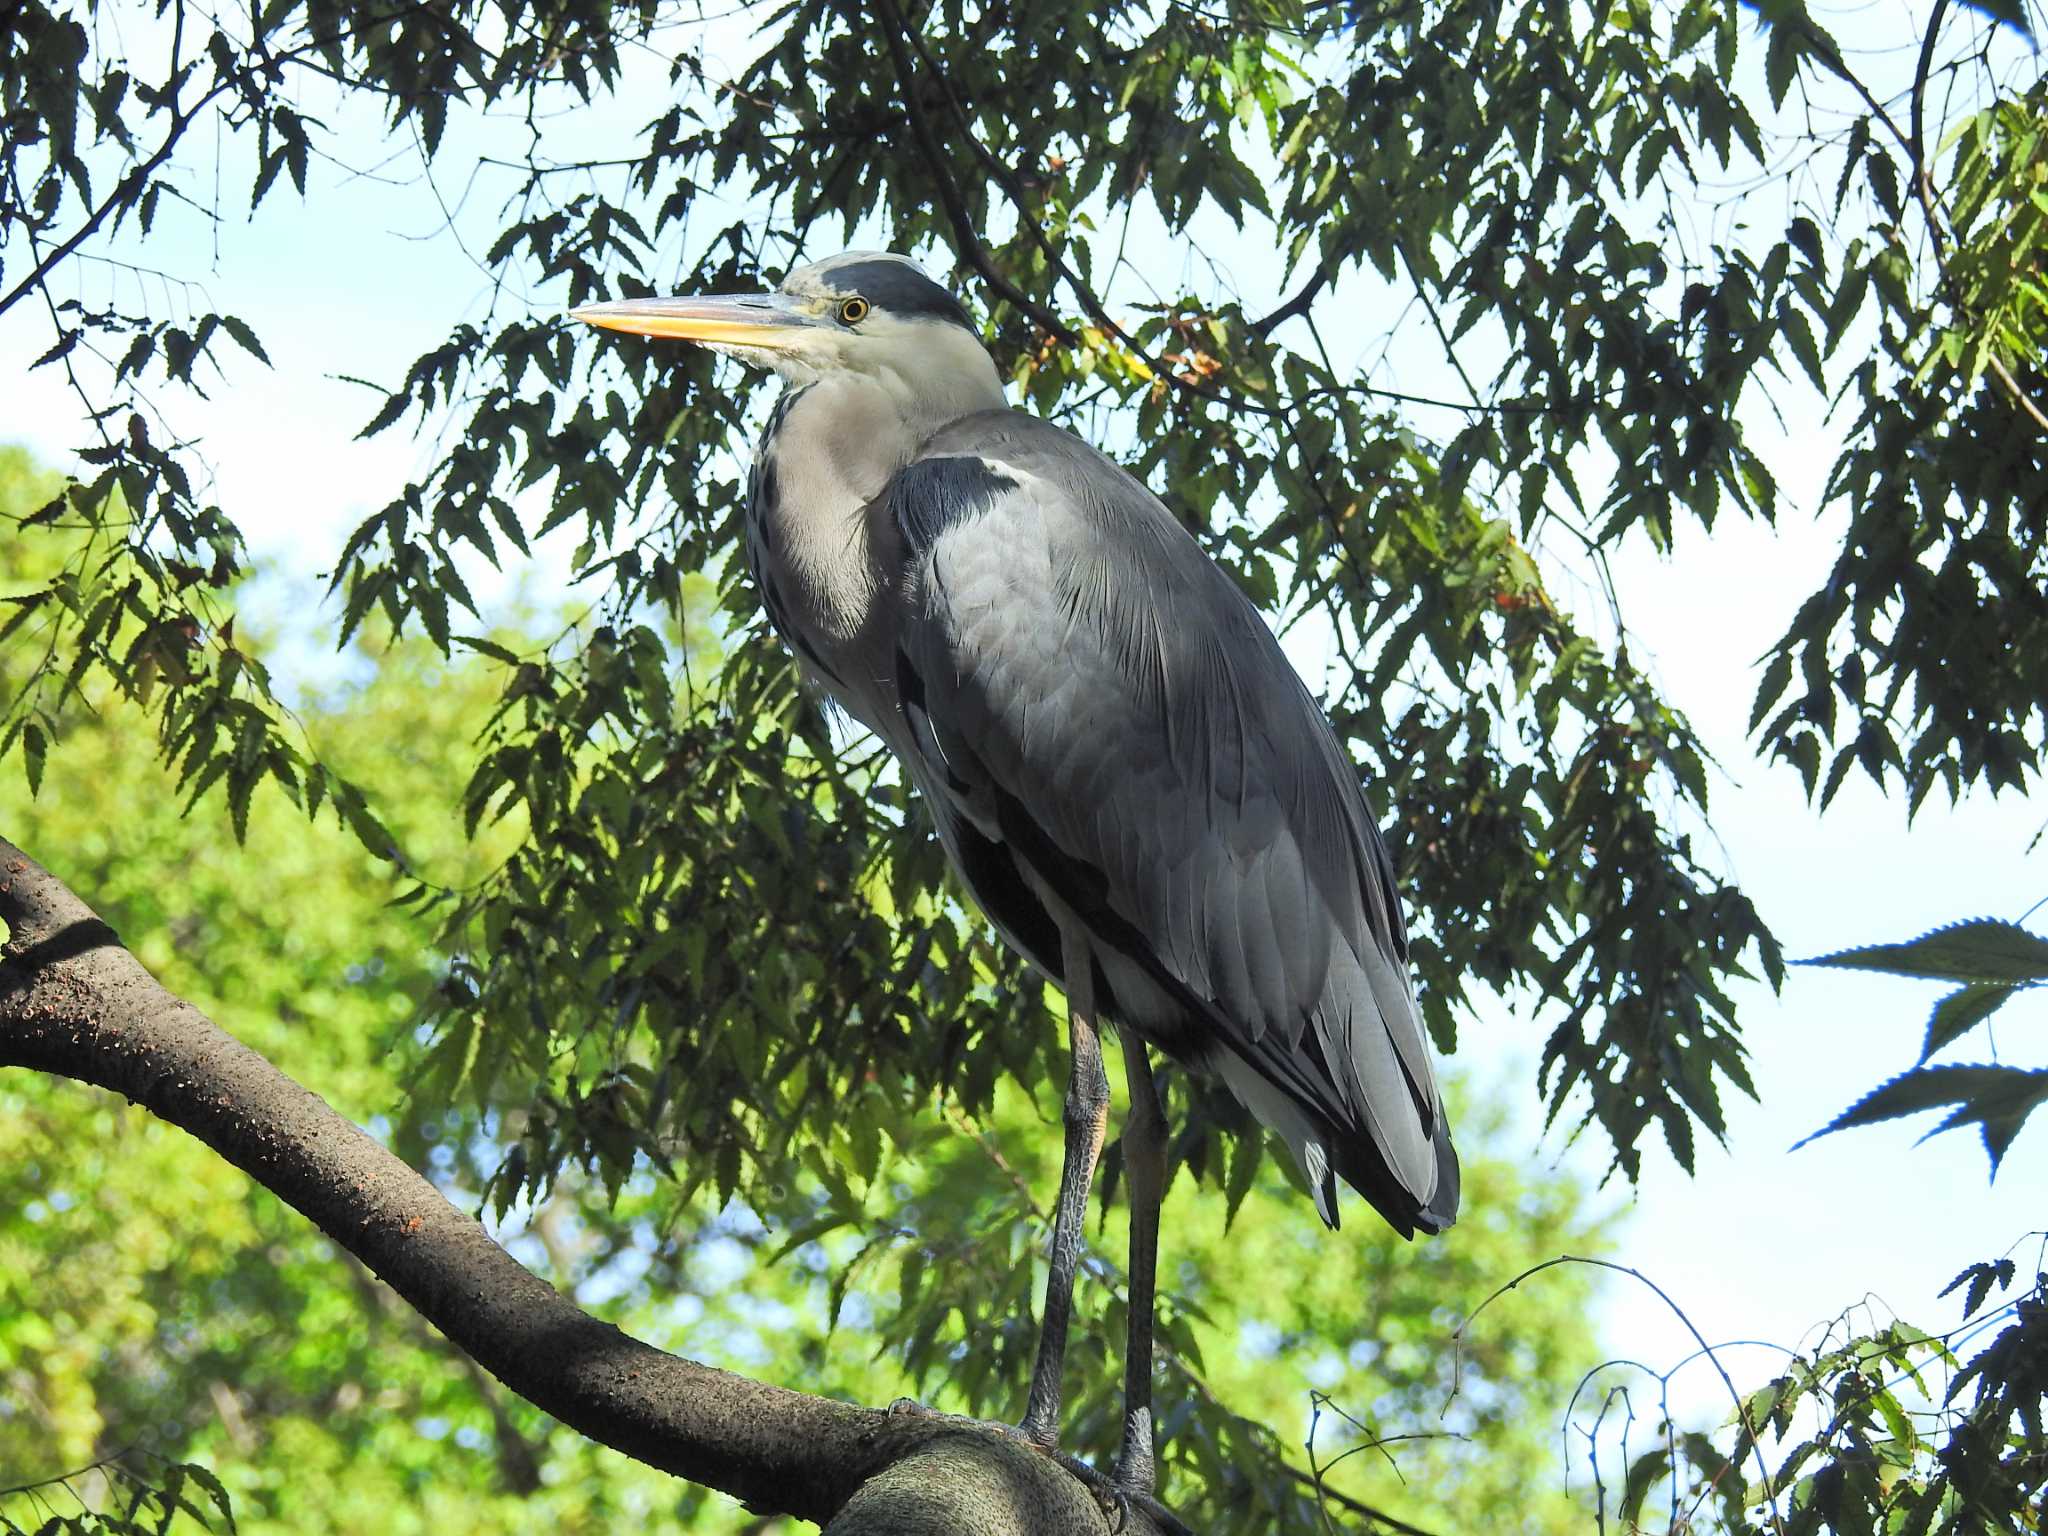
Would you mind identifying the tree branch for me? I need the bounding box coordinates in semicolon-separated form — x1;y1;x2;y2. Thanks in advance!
0;835;1181;1536
1;2;442;320
865;0;1078;349
1251;262;1335;339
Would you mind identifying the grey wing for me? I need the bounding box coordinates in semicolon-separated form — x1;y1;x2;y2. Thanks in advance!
883;414;1458;1236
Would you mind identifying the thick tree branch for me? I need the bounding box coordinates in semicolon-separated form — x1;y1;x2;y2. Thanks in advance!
0;835;1180;1535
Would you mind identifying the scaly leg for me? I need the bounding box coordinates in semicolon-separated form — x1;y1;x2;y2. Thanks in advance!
1115;1037;1169;1495
1019;920;1110;1450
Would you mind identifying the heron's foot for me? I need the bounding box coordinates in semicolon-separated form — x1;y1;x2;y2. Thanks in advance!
1048;1450;1192;1536
1113;1409;1156;1498
884;1397;1004;1433
887;1397;1050;1448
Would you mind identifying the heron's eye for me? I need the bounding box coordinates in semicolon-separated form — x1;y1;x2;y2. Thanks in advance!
839;296;870;325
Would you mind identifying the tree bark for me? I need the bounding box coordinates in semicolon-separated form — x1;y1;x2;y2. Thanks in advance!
0;834;1184;1535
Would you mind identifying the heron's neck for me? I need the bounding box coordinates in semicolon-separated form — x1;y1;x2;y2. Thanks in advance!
752;378;915;640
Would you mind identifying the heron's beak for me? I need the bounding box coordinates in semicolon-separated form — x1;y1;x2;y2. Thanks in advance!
568;292;823;349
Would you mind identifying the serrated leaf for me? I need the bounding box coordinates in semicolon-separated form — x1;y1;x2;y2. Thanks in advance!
1796;1064;2048;1173
455;634;520;663
1801;920;2048;983
1764;24;1800;110
1221;1122;1260;1229
32;329;80;370
181;1462;236;1533
1921;983;2015;1061
1939;1258;2015;1319
1751;648;1794;732
220;315;269;365
357;392;410;439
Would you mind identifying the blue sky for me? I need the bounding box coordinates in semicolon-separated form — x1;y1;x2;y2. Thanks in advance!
3;0;2043;1492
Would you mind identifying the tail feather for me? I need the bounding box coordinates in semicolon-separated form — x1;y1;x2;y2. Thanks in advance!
1212;1045;1458;1236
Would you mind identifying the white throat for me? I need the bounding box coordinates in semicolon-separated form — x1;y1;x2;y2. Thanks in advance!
752;323;1006;641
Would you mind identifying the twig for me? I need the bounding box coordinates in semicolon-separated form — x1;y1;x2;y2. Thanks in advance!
1252;259;1337;338
866;0;1078;348
1452;1254;1787;1536
1908;0;1955;192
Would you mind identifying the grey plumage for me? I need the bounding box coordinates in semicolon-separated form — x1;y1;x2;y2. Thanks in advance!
879;413;1457;1236
572;251;1458;1498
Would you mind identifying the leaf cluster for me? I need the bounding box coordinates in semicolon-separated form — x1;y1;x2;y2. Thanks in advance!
1799;919;2048;1173
1615;1258;2048;1536
0;534;1610;1535
2;2;2045;1508
0;1456;234;1536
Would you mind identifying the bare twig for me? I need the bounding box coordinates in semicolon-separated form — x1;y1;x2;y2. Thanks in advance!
1452;1255;1787;1536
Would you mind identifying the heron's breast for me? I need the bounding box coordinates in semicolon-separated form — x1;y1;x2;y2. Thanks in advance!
746;456;904;732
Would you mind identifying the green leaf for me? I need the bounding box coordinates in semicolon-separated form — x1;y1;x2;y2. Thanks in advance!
219;315;270;365
1764;22;1801;110
455;634;520;664
1920;983;2015;1061
21;721;45;796
357;392;409;439
1958;0;2033;40
1801;920;2048;984
1787;216;1823;267
1938;1258;2016;1319
181;1462;236;1533
1619;1447;1669;1528
1796;1064;2048;1173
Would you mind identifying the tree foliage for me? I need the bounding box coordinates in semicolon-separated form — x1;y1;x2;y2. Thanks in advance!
1592;917;2048;1536
3;0;2046;1527
1799;917;2048;1172
0;447;1609;1533
6;0;2041;1212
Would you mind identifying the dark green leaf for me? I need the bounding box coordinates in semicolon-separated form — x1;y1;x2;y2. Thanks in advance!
21;721;46;796
1920;983;2015;1061
1802;920;2048;984
1797;1064;2048;1173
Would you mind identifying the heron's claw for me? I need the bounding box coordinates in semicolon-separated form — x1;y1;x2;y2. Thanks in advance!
1044;1449;1195;1534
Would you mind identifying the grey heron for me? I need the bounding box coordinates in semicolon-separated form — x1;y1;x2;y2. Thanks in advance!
573;252;1459;1503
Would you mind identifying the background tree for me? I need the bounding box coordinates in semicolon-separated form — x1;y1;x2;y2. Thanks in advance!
1;0;2044;1529
1591;919;2048;1535
0;444;1607;1534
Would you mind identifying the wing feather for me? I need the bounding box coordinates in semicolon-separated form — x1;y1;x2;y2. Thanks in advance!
882;414;1458;1235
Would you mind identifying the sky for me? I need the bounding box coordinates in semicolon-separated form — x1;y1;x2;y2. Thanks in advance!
2;0;2044;1506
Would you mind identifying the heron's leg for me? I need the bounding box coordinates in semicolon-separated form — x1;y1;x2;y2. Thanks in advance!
1115;1037;1169;1495
1019;924;1110;1450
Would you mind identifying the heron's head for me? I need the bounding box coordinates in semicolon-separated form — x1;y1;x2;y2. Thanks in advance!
572;251;1004;420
